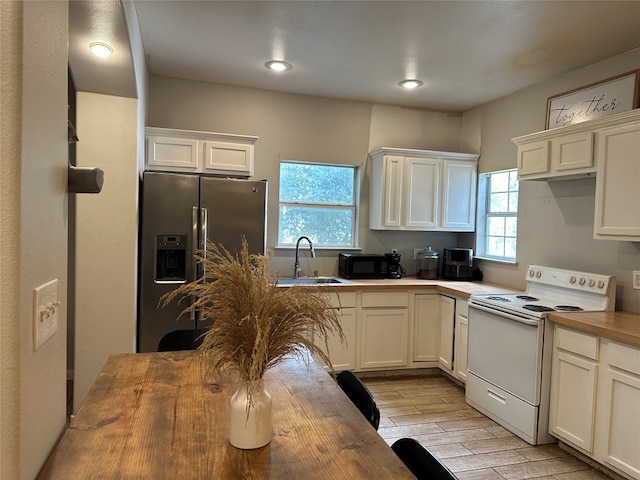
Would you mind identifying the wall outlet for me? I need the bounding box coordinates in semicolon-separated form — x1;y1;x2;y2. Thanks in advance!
33;278;60;351
633;271;640;290
413;248;422;260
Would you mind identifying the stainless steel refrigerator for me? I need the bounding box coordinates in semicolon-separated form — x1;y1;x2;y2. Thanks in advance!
137;172;267;353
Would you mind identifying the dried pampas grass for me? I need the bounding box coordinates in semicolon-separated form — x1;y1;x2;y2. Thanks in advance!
161;238;344;382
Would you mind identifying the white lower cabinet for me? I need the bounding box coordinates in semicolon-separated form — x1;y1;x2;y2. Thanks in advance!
453;299;469;382
413;294;440;362
360;291;409;369
316;292;357;371
595;342;640;479
314;289;470;380
549;338;599;453
438;296;455;371
550;325;640;480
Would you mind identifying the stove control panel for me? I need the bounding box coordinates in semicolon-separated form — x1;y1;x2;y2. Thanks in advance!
527;265;614;293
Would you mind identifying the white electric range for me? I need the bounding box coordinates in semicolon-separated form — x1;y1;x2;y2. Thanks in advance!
466;265;616;445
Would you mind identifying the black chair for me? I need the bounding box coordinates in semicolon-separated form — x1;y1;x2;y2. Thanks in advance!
336;370;380;430
391;438;458;480
157;328;208;352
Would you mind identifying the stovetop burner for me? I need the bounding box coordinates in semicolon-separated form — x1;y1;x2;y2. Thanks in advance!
554;305;584;312
522;304;555;312
516;295;539;301
486;296;511;302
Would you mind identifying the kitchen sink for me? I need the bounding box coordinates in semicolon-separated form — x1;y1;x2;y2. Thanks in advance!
275;276;350;286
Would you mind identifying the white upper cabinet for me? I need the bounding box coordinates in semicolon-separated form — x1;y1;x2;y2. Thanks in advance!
369;148;478;232
514;109;640;183
145;127;258;177
404;156;440;229
514;129;595;181
441;160;478;231
593;111;640;241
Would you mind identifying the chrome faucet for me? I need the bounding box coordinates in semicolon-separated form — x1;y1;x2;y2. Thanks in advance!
293;236;315;278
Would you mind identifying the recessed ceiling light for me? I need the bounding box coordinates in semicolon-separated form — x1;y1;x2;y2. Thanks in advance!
265;60;292;72
399;79;423;90
89;42;113;58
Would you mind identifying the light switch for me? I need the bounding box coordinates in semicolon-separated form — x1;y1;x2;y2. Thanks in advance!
33;278;60;351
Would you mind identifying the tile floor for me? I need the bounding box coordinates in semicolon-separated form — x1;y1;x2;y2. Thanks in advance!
362;375;615;480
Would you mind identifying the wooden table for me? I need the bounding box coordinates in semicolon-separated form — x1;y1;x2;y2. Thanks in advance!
39;351;414;479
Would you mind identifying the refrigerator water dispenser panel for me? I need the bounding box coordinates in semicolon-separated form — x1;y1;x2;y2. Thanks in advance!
156;234;187;282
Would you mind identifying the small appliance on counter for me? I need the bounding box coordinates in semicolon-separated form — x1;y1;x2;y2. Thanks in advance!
384;252;404;279
338;253;388;279
441;248;473;280
416;246;439;280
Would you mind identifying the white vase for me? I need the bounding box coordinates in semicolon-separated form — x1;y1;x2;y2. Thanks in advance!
229;378;272;449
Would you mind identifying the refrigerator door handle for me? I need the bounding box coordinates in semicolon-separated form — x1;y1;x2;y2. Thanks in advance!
200;207;208;254
190;206;199;322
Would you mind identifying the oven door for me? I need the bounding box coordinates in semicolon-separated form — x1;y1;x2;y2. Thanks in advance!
467;303;544;405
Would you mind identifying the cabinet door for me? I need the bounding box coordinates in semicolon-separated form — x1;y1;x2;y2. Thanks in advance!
438;296;455;371
360;308;409;369
454;314;468;382
202;140;253;177
596;342;640;479
319;308;357;372
382;156;404;228
146;135;199;172
552;132;594;172
413;294;440;362
598;366;640;478
404;157;439;229
549;349;598;453
440;160;477;231
517;140;550;178
594;122;640;240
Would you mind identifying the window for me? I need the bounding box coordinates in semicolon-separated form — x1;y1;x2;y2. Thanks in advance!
476;169;519;262
278;161;358;247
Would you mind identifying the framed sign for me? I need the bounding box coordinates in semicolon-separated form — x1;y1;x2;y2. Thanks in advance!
545;70;640;129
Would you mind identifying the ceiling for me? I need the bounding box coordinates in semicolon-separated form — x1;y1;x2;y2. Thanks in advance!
70;1;640;112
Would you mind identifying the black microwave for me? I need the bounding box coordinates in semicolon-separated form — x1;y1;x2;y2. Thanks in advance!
338;253;388;279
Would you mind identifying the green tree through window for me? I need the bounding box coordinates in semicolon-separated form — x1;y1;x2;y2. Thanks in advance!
278;161;358;246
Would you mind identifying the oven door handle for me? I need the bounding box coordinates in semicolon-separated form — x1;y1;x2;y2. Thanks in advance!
469;302;541;326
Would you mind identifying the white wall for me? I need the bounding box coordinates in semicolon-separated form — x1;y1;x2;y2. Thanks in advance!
74;93;139;410
1;1;69;478
465;48;640;313
147;77;470;276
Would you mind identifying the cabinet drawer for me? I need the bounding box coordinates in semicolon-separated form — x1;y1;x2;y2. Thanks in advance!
361;291;409;308
324;291;356;309
554;326;599;360
608;341;640;375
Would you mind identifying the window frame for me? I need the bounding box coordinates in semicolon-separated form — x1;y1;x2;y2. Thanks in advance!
277;160;360;249
475;168;519;263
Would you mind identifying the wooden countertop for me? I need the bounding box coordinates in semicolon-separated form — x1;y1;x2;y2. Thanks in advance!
548;311;640;348
306;277;640;348
287;276;522;299
38;352;414;479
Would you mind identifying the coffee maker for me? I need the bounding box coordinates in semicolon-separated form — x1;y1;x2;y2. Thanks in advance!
385;252;403;279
